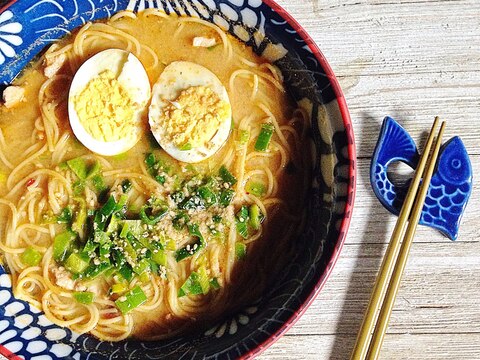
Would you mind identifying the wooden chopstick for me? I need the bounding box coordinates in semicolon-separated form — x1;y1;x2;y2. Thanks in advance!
351;117;443;360
366;120;446;359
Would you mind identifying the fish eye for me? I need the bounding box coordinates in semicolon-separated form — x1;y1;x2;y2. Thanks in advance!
451;158;462;169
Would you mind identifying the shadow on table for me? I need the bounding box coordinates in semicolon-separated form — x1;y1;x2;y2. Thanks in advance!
328;113;390;360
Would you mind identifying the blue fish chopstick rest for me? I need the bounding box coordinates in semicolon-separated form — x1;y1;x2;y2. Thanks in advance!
370;116;472;240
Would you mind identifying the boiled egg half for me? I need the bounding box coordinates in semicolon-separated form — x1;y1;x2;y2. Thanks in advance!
68;49;151;156
149;61;232;163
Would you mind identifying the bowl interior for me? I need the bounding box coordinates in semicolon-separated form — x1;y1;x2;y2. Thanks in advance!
0;1;355;359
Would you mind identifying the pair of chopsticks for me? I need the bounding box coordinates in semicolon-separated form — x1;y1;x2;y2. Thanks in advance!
351;117;446;360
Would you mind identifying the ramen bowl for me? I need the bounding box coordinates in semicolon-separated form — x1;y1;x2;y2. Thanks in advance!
0;0;355;358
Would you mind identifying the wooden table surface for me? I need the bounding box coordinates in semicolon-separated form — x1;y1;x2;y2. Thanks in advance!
258;1;480;359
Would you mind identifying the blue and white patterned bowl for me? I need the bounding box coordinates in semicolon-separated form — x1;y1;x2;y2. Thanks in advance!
0;1;356;358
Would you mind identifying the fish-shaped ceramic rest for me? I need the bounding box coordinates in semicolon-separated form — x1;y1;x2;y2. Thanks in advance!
371;116;472;240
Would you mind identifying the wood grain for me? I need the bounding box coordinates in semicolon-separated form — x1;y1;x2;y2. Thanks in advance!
259;0;480;359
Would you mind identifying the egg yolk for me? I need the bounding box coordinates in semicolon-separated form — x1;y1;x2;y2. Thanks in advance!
160;86;230;149
73;70;137;142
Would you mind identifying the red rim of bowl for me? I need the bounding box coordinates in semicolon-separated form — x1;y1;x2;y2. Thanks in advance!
0;1;356;359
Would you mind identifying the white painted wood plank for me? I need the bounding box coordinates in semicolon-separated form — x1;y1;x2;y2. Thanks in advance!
276;1;480;158
259;333;480;360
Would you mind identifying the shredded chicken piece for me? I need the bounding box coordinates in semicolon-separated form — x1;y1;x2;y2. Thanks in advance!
192;36;217;48
51;266;87;291
44;52;67;78
2;86;25;109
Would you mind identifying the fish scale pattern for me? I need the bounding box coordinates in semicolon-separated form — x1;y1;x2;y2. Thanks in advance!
371;117;472;241
0;0;354;359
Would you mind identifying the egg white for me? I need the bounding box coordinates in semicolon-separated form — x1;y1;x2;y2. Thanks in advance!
68;49;151;156
148;61;232;163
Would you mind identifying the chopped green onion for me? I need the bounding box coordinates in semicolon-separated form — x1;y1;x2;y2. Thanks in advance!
100;196;117;217
133;258;151;275
72;198;87;234
139;272;150;283
120;221;130;238
212;215;222;224
178;270;209;298
210;278;221;290
235;206;249;239
53;230;77;262
254;123;274;151
219;166;237;186
172;212;189;231
197;266;210;294
249;204;262;230
86;161;101;179
110;283;128;295
90;174;107;193
73;291;94;304
171;191;185;204
117;264;134;282
67;158;88;180
219;189;235;207
152;250;167;266
235;243;247;260
121;179;132;193
65;253;90;274
139;204;168;225
165;239;176;251
21;247;42;266
145;153;156;169
175;224;206;262
179;143;192;151
57;207;73;224
82;262;112;280
238;130;250;144
246;182;266;197
121;220;143;239
197;186;217;207
115;286;147;314
72;180;85;196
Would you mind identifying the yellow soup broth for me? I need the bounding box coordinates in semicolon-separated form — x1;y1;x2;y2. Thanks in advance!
0;10;310;341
